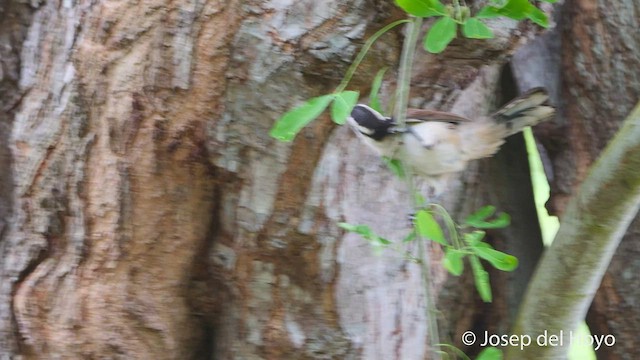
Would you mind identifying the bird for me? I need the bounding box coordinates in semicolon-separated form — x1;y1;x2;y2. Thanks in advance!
347;88;555;186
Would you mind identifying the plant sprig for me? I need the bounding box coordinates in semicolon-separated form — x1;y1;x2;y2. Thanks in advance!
341;204;517;303
396;0;553;54
269;0;553;143
269;19;409;142
268;2;555;358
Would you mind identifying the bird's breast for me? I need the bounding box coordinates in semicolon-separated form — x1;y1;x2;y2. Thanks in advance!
398;122;466;176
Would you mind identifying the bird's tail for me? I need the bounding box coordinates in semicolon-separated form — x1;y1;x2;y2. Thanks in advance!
491;88;555;136
461;88;554;160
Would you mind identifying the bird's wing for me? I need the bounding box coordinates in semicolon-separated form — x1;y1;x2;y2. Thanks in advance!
491;87;551;120
404;109;472;124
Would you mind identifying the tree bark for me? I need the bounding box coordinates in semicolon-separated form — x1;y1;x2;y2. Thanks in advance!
1;1;551;359
513;0;640;358
561;2;640;359
508;102;640;360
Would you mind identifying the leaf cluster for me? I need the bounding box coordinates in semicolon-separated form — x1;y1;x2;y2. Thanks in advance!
341;205;516;303
396;0;554;54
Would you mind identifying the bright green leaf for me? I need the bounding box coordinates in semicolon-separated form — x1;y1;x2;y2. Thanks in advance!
424;16;457;54
372;235;393;246
463;230;486;246
466;211;511;229
539;0;557;3
270;95;334;141
473;243;519;271
489;212;511;228
403;230;417;243
462;18;494;39
338;222;358;232
470;256;492;302
497;0;531;19
527;6;549;28
415;210;447;245
443;248;465;276
465;205;496;224
369;68;388;113
477;0;530;20
476;346;503;360
338;222;373;237
382;157;406;179
395;0;446;17
479;0;550;27
476;6;502;19
331;91;359;125
339;222;392;249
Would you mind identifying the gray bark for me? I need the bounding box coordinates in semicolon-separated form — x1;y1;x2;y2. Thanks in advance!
0;0;549;359
508;103;640;359
512;0;640;358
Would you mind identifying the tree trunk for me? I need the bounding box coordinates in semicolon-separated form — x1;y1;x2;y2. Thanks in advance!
562;1;640;359
1;1;550;359
512;0;640;358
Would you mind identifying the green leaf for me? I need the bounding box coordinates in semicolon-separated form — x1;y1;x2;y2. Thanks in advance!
470;256;492;302
473;243;519;271
339;222;392;248
463;230;486;246
477;0;530;20
443;248;465;276
498;0;531;19
369;68;388;113
527;6;549;28
465;205;496;224
395;0;446;17
372;235;393;246
270;94;334;141
331;91;359;125
476;6;502;19
479;0;549;28
465;205;510;230
424;16;457;54
476;346;503;360
382;157;406;179
462;18;494;39
415;210;447;245
403;230;417;243
338;222;371;236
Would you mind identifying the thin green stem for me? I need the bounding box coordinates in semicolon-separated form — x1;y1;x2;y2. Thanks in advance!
418;238;442;360
393;17;441;359
452;0;462;21
393;16;423;128
334;19;410;94
429;203;462;249
436;343;472;360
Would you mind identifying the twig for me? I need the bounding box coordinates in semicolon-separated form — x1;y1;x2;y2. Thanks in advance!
394;16;442;360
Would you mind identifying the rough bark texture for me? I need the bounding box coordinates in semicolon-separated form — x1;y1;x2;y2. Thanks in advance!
1;1;550;359
508;102;640;359
512;0;640;359
2;0;239;357
562;1;640;359
0;0;33;354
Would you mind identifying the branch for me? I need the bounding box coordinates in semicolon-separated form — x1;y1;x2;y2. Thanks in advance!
509;101;640;359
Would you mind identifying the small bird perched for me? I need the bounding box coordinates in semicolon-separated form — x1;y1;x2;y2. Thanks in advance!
347;88;554;182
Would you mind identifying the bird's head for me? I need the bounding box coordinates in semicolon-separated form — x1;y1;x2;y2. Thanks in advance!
347;104;395;140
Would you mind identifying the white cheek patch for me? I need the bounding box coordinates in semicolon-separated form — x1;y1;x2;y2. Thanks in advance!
357;125;375;136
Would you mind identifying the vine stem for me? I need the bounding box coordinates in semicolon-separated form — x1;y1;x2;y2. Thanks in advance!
393;16;421;128
393;16;442;360
335;19;410;94
412;175;443;360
